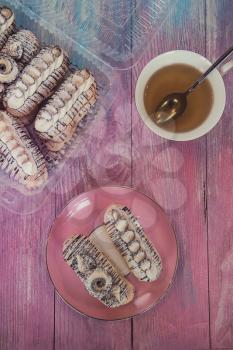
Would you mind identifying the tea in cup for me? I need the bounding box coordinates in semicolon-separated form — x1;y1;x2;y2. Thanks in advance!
135;50;228;141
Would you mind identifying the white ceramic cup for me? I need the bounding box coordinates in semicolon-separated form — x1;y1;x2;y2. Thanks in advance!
135;50;230;141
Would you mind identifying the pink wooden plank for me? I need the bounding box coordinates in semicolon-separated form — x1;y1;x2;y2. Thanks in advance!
0;199;55;350
54;72;132;350
206;0;233;348
131;0;210;349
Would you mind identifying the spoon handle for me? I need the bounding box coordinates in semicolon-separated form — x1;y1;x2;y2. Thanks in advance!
186;45;233;94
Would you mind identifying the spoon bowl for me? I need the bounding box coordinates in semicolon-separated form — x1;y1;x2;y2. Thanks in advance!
154;92;187;124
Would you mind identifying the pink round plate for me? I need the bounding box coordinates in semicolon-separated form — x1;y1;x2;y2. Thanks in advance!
46;186;178;320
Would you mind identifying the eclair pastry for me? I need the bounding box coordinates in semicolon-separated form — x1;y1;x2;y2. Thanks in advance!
0;6;15;50
34;69;97;152
1;29;40;71
0;110;48;189
104;205;162;282
3;46;69;119
63;234;135;308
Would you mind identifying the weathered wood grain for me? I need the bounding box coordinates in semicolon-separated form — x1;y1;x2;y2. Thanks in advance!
0;198;55;350
131;0;209;349
54;71;132;350
1;1;233;349
206;0;233;348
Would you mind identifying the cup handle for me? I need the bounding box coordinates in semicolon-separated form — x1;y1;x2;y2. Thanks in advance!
219;59;233;76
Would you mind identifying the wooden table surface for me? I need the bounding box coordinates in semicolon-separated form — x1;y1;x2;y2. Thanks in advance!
1;0;233;349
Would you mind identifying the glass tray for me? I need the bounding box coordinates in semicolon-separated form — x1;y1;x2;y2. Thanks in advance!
0;0;175;214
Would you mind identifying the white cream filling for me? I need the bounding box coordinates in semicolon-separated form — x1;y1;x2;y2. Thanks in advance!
0;135;37;176
0;13;14;35
0;113;37;176
7;50;64;109
21;161;37;176
35;75;94;132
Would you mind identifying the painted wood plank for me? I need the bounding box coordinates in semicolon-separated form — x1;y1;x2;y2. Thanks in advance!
206;0;233;348
3;1;233;349
54;71;132;350
0;199;55;350
131;0;210;349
